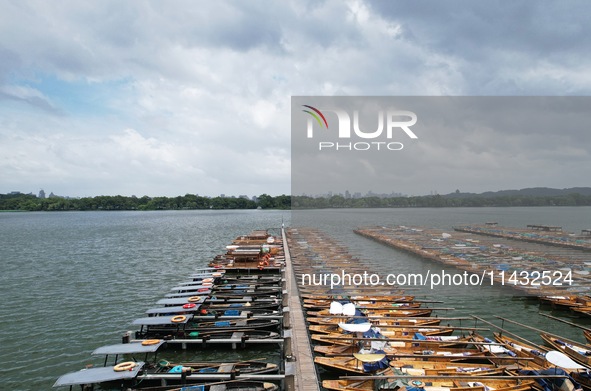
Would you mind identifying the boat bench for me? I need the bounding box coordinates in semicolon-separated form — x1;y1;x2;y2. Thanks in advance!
217;363;234;373
230;331;245;340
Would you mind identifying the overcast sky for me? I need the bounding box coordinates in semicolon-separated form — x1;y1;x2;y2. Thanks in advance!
1;1;590;198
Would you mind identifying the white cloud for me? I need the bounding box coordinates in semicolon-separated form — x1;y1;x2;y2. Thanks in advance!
1;0;590;197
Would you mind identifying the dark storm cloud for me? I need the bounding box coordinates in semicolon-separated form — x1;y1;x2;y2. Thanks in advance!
368;1;591;94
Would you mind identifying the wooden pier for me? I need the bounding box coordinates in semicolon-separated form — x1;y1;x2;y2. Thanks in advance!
454;224;591;252
282;227;321;391
354;225;591;296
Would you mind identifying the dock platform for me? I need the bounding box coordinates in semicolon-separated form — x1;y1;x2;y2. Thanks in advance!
282;227;321;391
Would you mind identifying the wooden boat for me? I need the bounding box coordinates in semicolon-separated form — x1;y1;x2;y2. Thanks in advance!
309;324;455;338
583;329;591;344
128;380;279;390
314;344;485;361
539;295;591;310
315;353;390;374
301;294;415;302
388;360;504;374
323;377;534;391
315;343;399;357
188;318;280;332
306;316;441;326
492;333;548;367
312;332;472;347
148;359;278;375
213;284;281;292
203;302;281;312
194;308;281;318
303;299;422;309
540;332;591;366
307;307;433;318
219;275;282;285
205;297;280;305
470;333;524;360
192;329;280;341
310;308;434;318
210;287;282;298
314;338;479;356
135;314;280;340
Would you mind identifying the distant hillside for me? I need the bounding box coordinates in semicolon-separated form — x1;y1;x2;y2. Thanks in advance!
444;187;591;198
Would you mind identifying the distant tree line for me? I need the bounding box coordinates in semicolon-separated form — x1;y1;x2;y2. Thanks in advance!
291;193;591;208
0;193;291;211
2;192;591;212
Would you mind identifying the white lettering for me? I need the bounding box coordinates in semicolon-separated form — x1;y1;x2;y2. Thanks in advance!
387;111;418;139
353;111;383;138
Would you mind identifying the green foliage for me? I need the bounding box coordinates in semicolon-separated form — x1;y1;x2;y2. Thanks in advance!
2;192;591;211
291;193;591;209
0;193;291;211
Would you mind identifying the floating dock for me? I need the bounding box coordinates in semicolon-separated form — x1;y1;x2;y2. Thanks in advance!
354;225;591;296
454;224;591;252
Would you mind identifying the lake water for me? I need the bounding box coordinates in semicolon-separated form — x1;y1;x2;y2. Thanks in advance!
1;207;589;390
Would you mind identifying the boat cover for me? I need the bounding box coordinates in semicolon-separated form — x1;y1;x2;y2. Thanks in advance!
339;322;372;333
92;342;164;355
146;304;202;315
165;290;211;298
545;350;585;369
170;284;209;291
133;315;193;325
191;271;224;278
53;362;144;387
156;297;204;305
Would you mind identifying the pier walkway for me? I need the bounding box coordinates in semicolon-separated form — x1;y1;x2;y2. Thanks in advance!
282;228;321;391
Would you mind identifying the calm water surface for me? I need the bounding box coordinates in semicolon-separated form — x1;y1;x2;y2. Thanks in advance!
1;207;589;390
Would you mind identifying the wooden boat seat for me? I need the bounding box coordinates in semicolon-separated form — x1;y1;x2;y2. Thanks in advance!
231;331;245;340
217;363;234;373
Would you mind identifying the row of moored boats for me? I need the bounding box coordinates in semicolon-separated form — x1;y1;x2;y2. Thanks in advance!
54;230;287;391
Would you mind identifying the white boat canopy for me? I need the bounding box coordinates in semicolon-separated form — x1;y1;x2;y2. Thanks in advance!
145;304;202;315
133;315;193;326
53;362;144;387
92;342;164;356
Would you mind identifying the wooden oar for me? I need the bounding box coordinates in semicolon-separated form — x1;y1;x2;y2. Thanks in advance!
494;316;562;338
338;374;567;380
539;312;591;332
471;315;547;351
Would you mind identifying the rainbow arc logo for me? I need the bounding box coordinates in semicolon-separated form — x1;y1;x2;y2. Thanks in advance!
302;105;328;129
